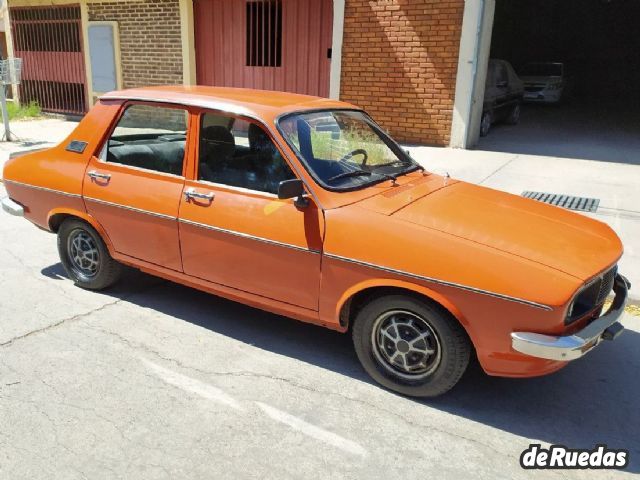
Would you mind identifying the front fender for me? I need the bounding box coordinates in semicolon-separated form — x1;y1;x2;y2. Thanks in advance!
328;277;478;342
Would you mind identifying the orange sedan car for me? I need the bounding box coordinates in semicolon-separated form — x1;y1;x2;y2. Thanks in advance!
1;86;630;397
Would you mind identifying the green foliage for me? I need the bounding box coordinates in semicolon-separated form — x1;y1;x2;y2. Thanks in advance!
5;101;42;120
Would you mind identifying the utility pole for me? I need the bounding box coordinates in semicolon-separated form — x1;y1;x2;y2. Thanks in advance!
0;58;22;142
0;83;11;141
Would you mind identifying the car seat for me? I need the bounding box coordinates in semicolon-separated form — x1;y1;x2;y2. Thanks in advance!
199;125;236;182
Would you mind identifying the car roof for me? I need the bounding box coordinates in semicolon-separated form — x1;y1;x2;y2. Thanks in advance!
100;85;357;119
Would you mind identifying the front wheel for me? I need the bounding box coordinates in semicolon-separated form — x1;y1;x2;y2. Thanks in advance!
352;295;471;397
58;218;122;290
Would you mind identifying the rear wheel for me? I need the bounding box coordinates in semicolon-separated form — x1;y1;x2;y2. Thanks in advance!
352;295;471;397
57;219;122;290
480;111;492;137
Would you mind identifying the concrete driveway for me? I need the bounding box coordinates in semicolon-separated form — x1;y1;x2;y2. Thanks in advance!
476;102;640;165
1;182;638;479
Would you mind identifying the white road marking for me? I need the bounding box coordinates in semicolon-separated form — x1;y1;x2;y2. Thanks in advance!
141;358;244;411
141;359;366;456
255;401;368;457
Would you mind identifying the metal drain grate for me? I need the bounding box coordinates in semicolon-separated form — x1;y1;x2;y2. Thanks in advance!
522;191;600;213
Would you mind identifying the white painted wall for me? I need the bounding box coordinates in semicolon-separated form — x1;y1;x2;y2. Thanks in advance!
329;0;345;99
450;0;495;149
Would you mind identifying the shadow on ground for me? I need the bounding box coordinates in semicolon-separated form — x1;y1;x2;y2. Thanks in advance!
42;263;640;473
476;100;640;165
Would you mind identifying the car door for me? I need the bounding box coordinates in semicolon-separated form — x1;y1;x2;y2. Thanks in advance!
484;61;498;112
494;61;510;114
83;102;189;271
178;111;323;311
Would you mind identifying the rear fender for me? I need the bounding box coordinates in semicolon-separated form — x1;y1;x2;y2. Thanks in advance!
47;207;116;256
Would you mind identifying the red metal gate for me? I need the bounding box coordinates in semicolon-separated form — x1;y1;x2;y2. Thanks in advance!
194;0;333;97
10;5;87;115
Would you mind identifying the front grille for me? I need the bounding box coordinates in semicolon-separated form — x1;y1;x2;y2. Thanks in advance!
566;265;617;324
525;86;545;92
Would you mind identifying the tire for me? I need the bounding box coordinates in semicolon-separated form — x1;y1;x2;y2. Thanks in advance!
57;218;122;290
480;111;492;137
505;103;521;125
352;295;471;398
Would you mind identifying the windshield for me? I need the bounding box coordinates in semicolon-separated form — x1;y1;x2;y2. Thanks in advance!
520;63;563;77
277;110;420;191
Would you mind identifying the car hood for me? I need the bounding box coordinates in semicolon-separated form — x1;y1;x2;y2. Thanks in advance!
358;180;622;280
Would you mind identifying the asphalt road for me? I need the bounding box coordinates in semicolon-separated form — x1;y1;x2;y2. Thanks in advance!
1;184;638;479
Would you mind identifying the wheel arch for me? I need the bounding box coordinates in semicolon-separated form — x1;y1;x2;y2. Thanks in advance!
47;208;116;255
336;278;472;333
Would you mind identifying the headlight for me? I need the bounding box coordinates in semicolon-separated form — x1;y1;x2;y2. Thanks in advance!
565;265;617;325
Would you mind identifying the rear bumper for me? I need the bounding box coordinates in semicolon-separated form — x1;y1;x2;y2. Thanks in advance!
511;274;629;361
1;196;24;216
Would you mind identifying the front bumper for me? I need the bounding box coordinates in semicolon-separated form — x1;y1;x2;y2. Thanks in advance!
1;196;24;216
523;89;562;103
511;274;629;361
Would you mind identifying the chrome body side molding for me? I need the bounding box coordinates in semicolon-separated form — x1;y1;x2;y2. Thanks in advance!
323;252;553;311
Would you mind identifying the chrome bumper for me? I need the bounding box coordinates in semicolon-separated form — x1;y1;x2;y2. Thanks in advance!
511;274;629;361
1;196;24;216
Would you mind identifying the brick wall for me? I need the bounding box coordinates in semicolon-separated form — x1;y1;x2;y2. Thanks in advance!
340;0;464;145
88;0;183;89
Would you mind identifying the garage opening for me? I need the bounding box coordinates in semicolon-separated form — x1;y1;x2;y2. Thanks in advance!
476;0;640;164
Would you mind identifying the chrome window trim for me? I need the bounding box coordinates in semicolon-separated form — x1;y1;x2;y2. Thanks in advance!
94;158;186;179
193;179;279;198
84;196;176;220
2;180;82;198
323;253;553;311
179;218;320;254
101;95;256;118
101;95;325;209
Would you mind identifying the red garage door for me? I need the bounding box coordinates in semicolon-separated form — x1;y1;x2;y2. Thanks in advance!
10;5;87;115
194;0;333;97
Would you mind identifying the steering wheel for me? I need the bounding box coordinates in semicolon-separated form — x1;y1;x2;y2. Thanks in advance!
338;149;369;167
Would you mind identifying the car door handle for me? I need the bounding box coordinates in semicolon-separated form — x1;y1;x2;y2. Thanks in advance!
87;171;111;181
184;188;214;202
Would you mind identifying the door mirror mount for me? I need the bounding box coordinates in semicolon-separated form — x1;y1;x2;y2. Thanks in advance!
278;179;309;208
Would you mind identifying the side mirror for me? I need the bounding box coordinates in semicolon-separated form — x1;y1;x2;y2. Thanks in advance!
277;179;309;208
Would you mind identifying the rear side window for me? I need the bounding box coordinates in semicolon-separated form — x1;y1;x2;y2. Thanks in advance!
104;104;188;176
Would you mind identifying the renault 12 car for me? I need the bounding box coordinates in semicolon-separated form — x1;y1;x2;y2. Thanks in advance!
1;86;629;397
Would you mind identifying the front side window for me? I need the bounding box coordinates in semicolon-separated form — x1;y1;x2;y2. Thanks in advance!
105;103;187;176
497;63;508;85
278;110;419;191
198;113;295;194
